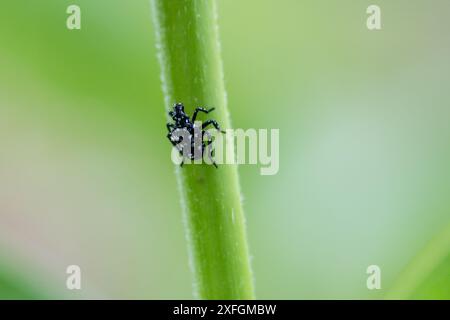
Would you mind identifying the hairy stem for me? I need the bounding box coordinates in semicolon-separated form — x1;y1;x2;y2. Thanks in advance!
150;0;254;299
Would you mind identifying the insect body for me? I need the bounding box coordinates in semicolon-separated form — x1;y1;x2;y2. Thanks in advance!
166;103;225;168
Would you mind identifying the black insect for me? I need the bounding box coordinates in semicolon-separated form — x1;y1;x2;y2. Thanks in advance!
166;102;225;168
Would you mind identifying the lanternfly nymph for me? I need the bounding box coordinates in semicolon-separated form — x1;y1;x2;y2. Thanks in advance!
166;102;225;167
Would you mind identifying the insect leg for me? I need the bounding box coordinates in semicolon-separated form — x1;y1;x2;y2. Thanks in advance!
167;123;175;132
167;133;177;146
192;107;215;122
202;119;225;133
203;130;218;168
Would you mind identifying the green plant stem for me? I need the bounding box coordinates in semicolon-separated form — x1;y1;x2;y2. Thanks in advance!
385;223;450;299
150;0;254;299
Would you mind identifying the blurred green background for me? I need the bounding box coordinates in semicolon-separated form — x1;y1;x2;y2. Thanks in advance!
1;0;449;299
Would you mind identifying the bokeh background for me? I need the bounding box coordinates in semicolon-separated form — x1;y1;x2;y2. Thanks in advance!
1;0;449;299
